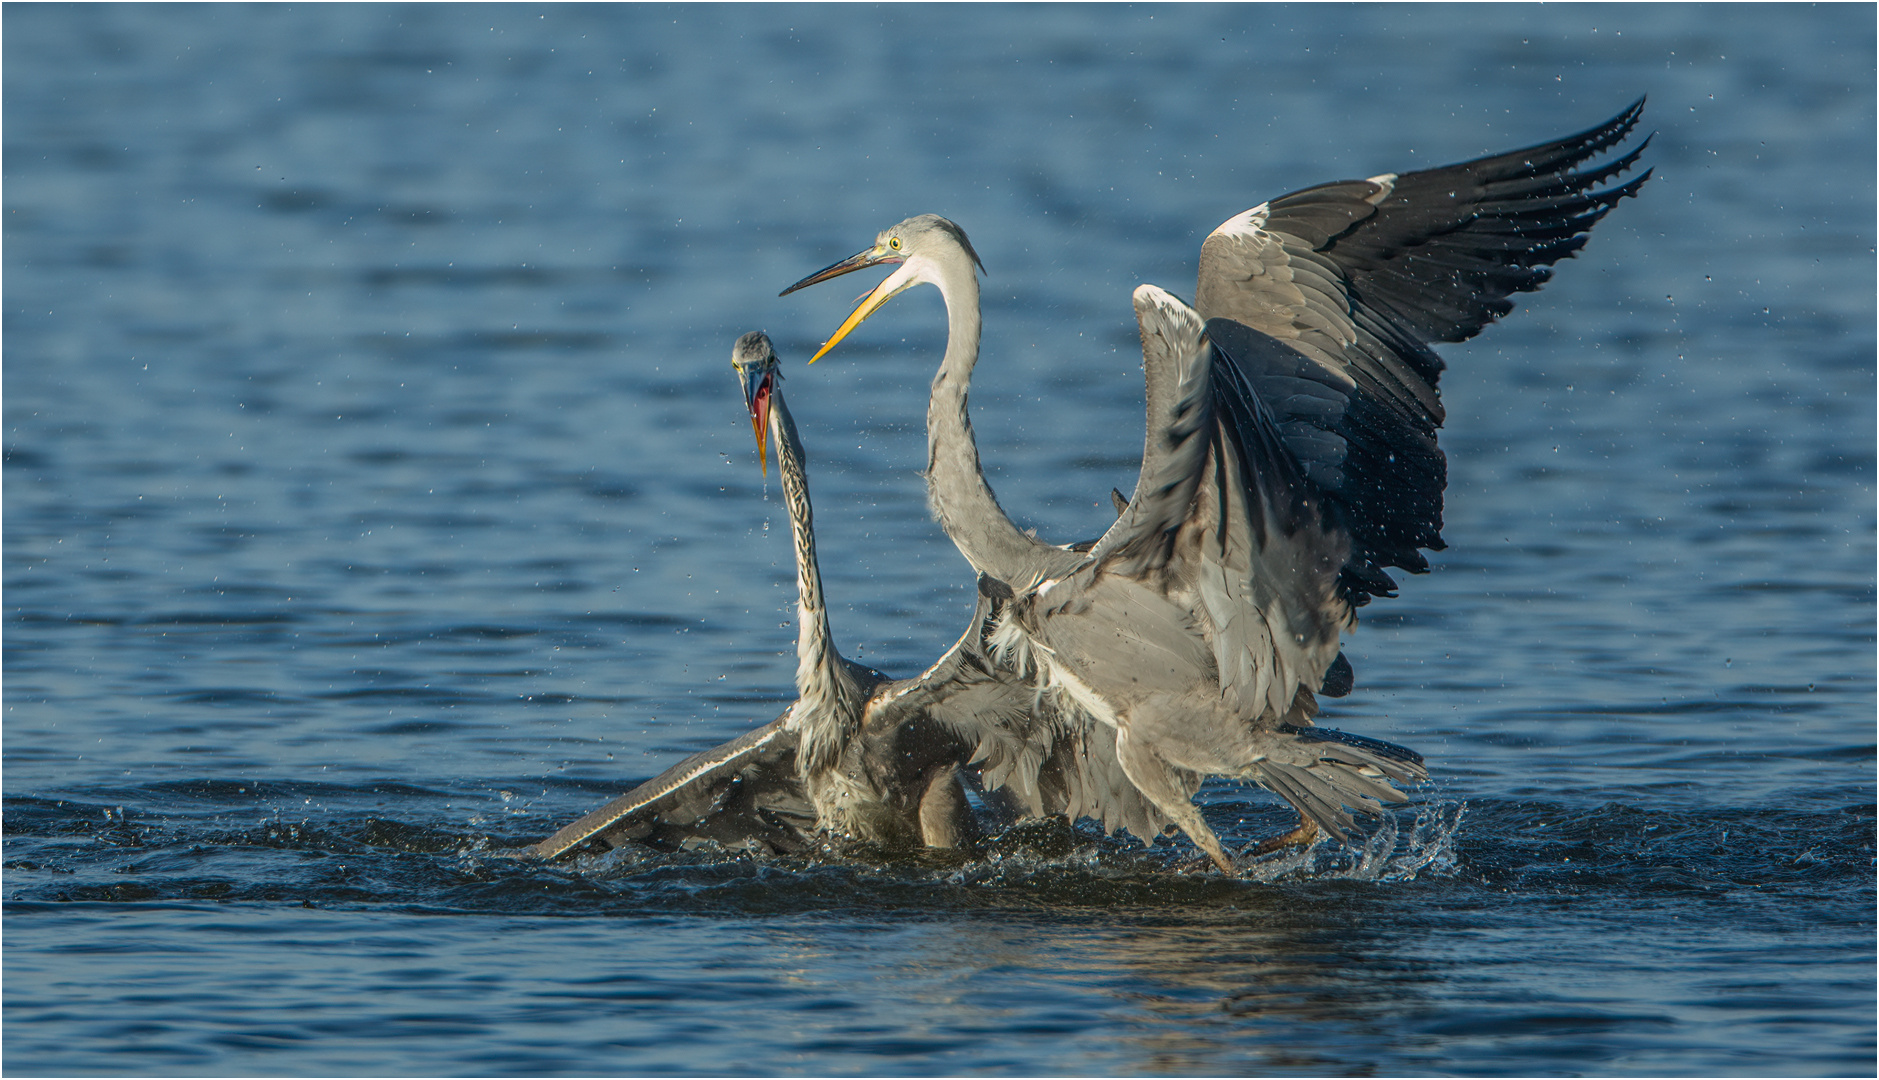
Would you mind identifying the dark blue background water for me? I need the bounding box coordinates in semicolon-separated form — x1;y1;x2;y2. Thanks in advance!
5;4;1872;1075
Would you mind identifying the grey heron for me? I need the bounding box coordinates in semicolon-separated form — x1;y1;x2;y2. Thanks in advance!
781;102;1651;872
532;333;1163;860
729;329;989;847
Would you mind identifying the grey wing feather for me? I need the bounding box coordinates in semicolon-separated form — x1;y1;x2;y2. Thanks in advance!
1093;287;1216;567
871;591;1074;820
1089;286;1353;723
1202;322;1356;717
1088;280;1205;554
529;716;808;860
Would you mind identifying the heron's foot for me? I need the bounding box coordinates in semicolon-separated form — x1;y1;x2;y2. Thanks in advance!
1252;818;1321;856
1159;821;1234;874
1169;848;1234;875
1180;836;1236;875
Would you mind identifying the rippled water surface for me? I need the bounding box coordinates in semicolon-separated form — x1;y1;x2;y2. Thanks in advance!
5;5;1873;1076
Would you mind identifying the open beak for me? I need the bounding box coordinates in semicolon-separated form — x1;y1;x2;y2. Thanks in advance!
740;364;775;477
779;245;907;363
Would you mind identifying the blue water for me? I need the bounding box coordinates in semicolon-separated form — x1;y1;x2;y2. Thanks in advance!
5;4;1872;1075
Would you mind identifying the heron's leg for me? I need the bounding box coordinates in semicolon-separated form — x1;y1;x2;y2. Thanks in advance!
1252;817;1320;856
916;764;980;849
1114;727;1234;874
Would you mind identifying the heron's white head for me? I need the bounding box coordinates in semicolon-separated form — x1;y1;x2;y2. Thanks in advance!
779;214;985;363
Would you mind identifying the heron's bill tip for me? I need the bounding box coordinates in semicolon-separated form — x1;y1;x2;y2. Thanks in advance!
748;409;771;477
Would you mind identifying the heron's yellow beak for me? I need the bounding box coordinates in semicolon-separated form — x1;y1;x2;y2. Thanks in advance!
779;244;908;363
739;364;774;477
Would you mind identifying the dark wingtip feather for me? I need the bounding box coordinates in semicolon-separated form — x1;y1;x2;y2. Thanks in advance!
1213;103;1648;603
1454;97;1649;186
1318;652;1355;697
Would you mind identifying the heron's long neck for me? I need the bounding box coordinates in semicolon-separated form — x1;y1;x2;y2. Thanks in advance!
926;264;1081;587
770;390;859;774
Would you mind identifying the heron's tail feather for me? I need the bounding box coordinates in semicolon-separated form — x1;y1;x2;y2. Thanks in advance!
1244;724;1427;842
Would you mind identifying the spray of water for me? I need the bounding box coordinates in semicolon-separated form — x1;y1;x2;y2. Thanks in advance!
1237;801;1467;883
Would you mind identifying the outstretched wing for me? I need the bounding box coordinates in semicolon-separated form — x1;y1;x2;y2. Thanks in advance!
1093;286;1218;566
870;592;1036;790
529;716;814;860
1089;286;1352;724
1196;99;1651;601
1022;294;1407;848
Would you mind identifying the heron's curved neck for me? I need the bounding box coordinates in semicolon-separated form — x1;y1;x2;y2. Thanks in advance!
926;260;1081;587
770;390;859;772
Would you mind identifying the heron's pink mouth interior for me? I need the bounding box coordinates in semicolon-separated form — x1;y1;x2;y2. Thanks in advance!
750;373;773;428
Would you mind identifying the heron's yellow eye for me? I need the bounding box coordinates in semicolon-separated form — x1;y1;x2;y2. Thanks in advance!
888;237;901;251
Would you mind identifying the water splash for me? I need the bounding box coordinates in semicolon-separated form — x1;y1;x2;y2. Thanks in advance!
1237;801;1467;883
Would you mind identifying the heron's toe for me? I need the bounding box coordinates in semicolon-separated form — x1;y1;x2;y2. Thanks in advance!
1252;818;1321;856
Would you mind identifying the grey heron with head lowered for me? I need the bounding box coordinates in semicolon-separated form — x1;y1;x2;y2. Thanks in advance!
781;102;1651;872
531;332;1163;860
